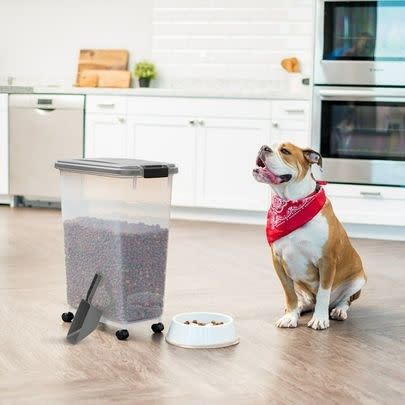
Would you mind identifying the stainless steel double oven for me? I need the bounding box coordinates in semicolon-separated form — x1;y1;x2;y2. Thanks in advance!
313;0;405;187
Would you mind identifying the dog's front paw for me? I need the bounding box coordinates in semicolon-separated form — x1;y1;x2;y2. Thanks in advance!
307;313;329;330
276;312;299;328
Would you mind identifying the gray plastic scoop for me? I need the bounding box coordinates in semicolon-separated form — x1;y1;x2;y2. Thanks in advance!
67;274;102;344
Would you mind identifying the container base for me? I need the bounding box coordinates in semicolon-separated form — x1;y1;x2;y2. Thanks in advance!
67;305;161;329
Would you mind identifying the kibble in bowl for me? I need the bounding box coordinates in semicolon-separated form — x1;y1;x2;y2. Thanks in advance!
183;320;224;326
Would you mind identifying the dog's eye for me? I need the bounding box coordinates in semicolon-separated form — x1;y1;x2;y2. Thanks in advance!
280;148;291;155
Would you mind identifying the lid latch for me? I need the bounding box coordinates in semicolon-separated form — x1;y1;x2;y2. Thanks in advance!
141;165;169;178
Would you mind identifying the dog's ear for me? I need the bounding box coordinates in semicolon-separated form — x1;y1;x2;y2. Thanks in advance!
303;149;322;167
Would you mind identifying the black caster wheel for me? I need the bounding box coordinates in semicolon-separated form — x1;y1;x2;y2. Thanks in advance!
116;329;129;341
151;322;164;334
61;312;74;323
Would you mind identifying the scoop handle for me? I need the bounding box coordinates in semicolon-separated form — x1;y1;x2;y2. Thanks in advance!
86;273;102;303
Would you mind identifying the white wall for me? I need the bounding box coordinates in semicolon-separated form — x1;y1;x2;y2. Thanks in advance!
0;0;154;86
0;0;315;87
152;0;315;84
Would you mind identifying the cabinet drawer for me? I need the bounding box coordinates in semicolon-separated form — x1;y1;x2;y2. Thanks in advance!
127;97;271;119
272;100;310;121
325;184;405;201
326;184;405;226
329;195;405;226
86;96;127;114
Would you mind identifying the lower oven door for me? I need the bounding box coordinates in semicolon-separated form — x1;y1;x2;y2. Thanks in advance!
313;86;405;187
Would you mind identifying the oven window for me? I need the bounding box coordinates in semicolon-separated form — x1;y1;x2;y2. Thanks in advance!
324;1;405;61
321;101;405;160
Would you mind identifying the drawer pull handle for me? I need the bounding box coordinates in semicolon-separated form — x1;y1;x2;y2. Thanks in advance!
197;119;205;126
117;117;125;124
272;121;279;128
97;103;115;108
189;119;196;125
285;109;305;114
360;191;382;197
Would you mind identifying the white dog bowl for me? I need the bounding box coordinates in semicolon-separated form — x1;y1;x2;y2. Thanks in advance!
165;312;239;349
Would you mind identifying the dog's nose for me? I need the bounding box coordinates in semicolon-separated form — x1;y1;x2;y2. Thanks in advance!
262;146;272;153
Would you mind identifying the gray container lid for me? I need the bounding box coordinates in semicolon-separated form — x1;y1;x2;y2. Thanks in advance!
55;158;178;178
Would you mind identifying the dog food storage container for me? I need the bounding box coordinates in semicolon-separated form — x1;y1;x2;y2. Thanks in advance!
55;158;178;339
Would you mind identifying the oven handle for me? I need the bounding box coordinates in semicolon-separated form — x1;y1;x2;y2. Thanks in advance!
319;89;377;99
319;89;405;99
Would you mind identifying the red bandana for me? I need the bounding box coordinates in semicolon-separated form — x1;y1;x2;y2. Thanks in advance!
266;186;327;244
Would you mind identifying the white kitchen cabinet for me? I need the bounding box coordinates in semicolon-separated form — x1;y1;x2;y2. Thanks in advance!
197;118;270;210
325;183;405;226
0;94;8;195
126;115;270;210
85;95;128;159
271;100;311;147
86;95;127;115
126;97;272;210
85;113;127;158
127;116;197;206
84;95;310;212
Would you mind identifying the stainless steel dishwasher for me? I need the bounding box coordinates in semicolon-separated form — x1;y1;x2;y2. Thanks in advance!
9;94;84;202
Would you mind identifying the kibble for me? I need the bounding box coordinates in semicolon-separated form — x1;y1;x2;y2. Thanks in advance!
183;320;224;326
63;217;169;323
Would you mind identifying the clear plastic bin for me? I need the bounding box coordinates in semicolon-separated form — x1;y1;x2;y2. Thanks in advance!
55;159;178;326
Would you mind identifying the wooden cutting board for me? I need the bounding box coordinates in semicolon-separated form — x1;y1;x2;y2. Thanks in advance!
77;70;131;88
77;49;129;72
75;49;130;87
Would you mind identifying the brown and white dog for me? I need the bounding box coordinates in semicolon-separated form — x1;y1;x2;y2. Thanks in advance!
253;142;366;330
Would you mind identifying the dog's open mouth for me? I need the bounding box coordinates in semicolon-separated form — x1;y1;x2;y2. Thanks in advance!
254;156;292;184
256;156;266;168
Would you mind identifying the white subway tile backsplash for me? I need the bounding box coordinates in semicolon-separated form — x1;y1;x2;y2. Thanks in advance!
287;7;314;21
158;64;283;80
154;50;309;66
155;0;313;8
154;8;289;23
154;35;313;52
152;0;315;83
153;22;291;36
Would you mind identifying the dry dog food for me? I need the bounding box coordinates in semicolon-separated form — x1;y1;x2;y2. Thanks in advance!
183;320;224;326
63;217;169;323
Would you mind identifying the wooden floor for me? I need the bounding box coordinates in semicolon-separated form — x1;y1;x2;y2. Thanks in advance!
0;206;404;404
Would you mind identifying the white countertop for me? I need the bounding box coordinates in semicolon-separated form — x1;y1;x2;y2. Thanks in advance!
1;85;311;100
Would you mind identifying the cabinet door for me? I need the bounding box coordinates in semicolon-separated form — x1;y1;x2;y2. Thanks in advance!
197;118;270;210
127;116;197;206
85;113;127;158
271;121;311;148
271;100;311;148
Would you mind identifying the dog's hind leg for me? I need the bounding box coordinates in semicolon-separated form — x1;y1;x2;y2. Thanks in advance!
329;277;366;321
295;286;315;315
330;298;350;321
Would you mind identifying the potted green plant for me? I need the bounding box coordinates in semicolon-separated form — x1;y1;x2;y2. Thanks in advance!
134;61;156;88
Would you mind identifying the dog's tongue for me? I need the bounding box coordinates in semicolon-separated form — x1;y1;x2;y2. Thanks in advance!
259;167;285;184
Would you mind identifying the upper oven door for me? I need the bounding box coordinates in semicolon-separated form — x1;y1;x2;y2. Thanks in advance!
313;86;405;186
314;0;405;86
